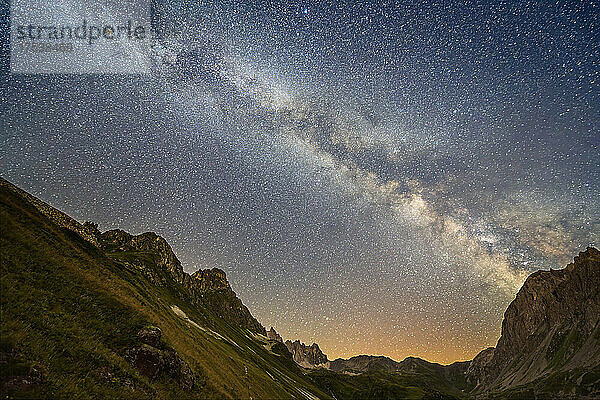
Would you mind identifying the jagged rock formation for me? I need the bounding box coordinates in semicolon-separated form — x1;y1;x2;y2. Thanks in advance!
284;340;329;369
267;327;283;343
191;268;230;290
466;247;600;398
97;229;190;286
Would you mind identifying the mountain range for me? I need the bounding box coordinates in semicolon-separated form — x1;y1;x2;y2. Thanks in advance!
1;177;598;399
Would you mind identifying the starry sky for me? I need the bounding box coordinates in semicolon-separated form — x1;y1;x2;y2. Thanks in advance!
1;0;599;364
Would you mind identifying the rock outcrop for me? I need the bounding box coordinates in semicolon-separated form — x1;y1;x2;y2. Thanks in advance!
98;229;190;286
284;340;329;369
193;285;266;334
126;326;195;391
267;327;283;343
191;268;230;291
467;247;600;397
0;344;44;395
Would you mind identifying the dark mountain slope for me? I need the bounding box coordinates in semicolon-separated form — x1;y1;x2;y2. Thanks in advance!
0;178;330;399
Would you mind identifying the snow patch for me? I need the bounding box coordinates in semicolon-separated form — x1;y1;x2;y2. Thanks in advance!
170;305;207;331
170;304;243;349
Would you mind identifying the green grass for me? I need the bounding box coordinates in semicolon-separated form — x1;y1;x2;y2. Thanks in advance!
308;369;466;400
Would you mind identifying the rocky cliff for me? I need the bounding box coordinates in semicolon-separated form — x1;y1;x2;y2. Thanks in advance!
98;229;190;286
191;268;230;291
467;247;600;398
284;340;329;369
464;347;494;388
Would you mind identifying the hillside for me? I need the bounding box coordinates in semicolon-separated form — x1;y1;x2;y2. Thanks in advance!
0;178;330;399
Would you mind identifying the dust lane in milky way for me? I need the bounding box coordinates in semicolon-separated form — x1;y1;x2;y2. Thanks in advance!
1;0;598;363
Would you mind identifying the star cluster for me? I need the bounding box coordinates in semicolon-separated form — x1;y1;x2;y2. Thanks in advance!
1;0;598;363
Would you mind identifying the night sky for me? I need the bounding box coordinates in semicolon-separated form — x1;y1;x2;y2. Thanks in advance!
1;0;599;364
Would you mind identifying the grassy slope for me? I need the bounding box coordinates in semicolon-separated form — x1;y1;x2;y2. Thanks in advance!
0;184;331;399
309;369;466;400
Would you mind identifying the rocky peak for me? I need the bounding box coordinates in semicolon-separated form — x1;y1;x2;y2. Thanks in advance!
284;340;328;368
190;268;230;291
266;327;283;343
100;229;265;334
99;229;188;285
496;246;599;361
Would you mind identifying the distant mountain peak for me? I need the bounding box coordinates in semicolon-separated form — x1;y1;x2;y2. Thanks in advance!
284;339;329;369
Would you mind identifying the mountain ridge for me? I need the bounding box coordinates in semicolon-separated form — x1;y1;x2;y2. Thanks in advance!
1;177;598;399
0;178;266;336
0;177;328;399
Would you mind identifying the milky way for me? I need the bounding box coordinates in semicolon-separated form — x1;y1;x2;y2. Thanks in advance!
1;0;598;363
